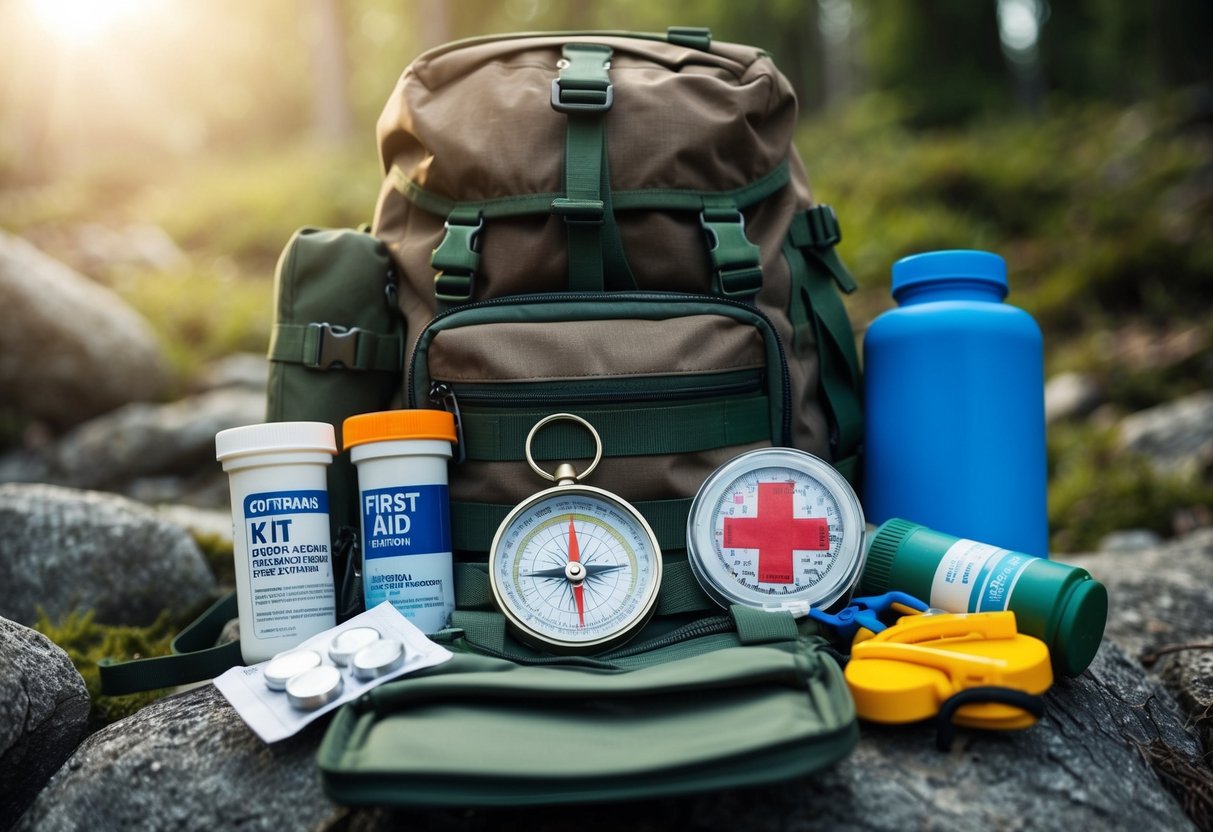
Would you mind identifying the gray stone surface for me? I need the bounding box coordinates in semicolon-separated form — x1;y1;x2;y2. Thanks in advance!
42;387;265;492
0;229;170;429
5;497;1212;832
0;618;89;830
1118;390;1213;478
0;483;215;626
11;685;341;832
1045;371;1103;423
1066;528;1213;664
16;642;1200;832
191;352;269;394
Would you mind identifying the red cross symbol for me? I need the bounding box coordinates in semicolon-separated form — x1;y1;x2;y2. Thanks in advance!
722;482;829;584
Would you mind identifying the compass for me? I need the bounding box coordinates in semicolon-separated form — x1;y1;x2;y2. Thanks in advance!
489;414;663;653
686;447;866;616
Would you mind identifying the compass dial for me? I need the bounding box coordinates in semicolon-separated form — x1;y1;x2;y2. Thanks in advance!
687;448;865;615
490;485;662;653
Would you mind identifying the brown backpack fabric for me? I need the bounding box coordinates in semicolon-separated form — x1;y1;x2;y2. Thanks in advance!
295;29;862;557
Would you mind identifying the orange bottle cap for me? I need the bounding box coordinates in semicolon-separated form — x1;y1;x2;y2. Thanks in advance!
342;409;457;450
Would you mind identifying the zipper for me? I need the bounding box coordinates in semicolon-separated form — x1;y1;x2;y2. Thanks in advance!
602;615;737;659
439;374;764;408
408;291;794;446
454;614;740;667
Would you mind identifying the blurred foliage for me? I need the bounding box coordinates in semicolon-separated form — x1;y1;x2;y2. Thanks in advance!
34;607;185;730
801;93;1213;341
0;0;1210;556
1047;424;1213;553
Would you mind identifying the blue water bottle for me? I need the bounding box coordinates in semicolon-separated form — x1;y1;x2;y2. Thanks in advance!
862;250;1048;556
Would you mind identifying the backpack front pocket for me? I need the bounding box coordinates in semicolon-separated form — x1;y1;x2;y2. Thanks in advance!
406;292;792;556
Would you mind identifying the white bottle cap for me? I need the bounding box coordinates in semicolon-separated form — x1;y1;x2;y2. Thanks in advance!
216;421;337;462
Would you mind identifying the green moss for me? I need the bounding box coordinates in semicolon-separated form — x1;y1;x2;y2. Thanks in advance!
193;531;236;587
33;608;186;730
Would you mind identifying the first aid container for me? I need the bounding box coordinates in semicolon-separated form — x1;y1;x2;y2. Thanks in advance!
343;409;457;634
862;250;1048;556
216;422;339;664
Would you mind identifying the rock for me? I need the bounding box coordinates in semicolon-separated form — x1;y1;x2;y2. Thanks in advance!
1045;372;1103;423
28;387;265;493
0;230;170;430
1155;647;1213;758
192;353;269;394
0;483;215;626
15;643;1204;832
1067;528;1213;663
11;685;342;832
155;505;234;546
0;618;90;830
1118;390;1213;478
1098;528;1164;552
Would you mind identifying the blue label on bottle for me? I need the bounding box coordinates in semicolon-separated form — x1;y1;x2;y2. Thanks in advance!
361;484;451;560
243;490;328;518
970;551;1032;612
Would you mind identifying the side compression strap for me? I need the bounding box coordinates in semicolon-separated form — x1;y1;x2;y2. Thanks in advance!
786;206;863;480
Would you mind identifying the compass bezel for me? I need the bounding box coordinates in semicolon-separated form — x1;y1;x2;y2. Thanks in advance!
488;481;664;654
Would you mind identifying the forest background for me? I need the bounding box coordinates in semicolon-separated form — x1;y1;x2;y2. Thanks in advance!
0;0;1210;554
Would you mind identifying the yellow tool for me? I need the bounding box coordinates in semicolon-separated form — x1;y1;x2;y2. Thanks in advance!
845;610;1052;743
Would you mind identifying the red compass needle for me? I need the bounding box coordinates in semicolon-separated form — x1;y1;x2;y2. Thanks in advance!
568;516;586;627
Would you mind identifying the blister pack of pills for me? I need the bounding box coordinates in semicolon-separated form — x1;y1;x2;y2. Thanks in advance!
213;601;452;743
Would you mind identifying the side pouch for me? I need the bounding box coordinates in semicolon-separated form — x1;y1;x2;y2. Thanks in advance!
317;635;858;808
266;227;405;618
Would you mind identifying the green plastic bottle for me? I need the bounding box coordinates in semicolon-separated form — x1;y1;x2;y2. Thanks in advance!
861;518;1108;676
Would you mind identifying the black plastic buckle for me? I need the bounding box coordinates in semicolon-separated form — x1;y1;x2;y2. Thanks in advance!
308;323;360;370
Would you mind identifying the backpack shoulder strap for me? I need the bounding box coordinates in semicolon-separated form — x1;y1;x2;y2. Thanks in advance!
98;592;242;696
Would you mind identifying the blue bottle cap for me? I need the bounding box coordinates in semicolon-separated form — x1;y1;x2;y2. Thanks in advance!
891;250;1008;302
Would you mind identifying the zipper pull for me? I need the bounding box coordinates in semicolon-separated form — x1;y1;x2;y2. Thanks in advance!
429;382;466;464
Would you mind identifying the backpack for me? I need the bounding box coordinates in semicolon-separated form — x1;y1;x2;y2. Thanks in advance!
269;27;862;562
106;27;865;806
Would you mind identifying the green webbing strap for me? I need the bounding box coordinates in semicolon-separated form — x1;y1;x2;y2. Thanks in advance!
786;206;864;465
789;204;857;293
666;26;712;51
454;562;495;609
729;604;800;644
655;559;716;616
700;198;763;298
551;43;613;293
390;158;791;219
269;323;403;372
459;396;770;462
452;497;693;554
450;610;508;655
98;592;242;696
432;206;485;306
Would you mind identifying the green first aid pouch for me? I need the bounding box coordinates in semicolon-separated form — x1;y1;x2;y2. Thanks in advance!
317;607;857;807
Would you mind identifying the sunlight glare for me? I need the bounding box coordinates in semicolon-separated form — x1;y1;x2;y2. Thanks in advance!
24;0;158;45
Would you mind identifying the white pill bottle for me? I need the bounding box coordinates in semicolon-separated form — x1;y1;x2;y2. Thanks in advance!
216;422;338;663
342;409;456;634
